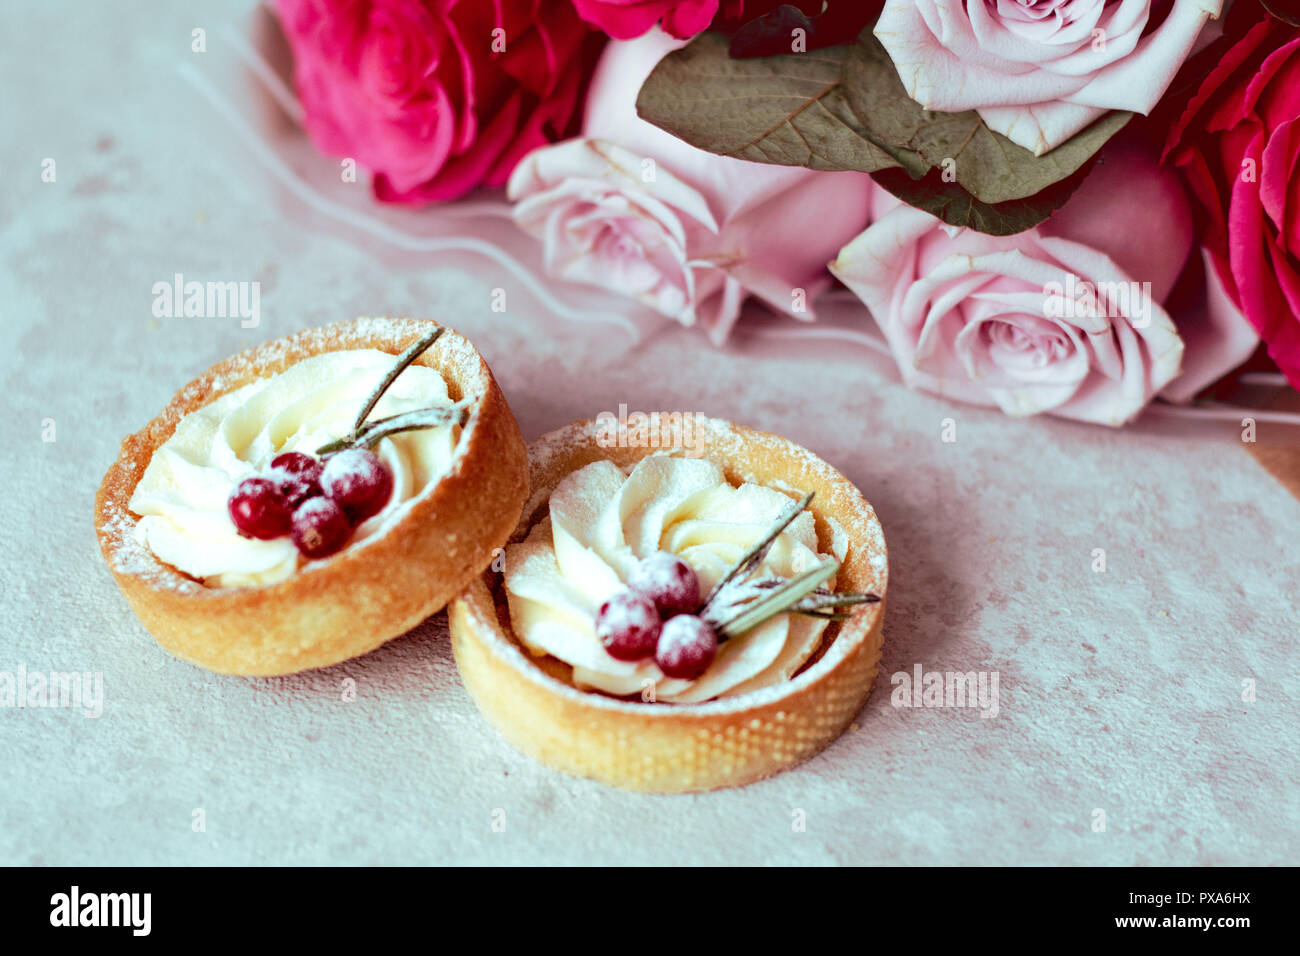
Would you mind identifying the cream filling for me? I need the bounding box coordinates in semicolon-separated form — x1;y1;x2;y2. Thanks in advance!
129;349;460;588
504;455;840;704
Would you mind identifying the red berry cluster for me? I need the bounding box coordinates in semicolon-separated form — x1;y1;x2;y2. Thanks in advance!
595;552;718;681
226;448;394;560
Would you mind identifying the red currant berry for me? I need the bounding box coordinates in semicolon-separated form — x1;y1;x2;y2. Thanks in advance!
290;497;353;559
320;448;393;523
227;477;292;540
628;551;700;617
269;451;323;507
655;615;718;680
595;589;661;661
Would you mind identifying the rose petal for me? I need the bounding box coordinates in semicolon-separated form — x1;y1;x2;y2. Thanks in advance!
877;0;1224;154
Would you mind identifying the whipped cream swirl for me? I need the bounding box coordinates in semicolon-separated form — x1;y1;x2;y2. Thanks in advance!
504;456;840;703
130;349;460;588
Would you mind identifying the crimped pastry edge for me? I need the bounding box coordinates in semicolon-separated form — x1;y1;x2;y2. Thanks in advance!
94;318;529;676
448;414;887;792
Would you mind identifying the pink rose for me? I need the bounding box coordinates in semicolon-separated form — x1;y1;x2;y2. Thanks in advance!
510;139;726;328
507;30;875;342
830;140;1256;425
875;0;1224;154
276;0;602;204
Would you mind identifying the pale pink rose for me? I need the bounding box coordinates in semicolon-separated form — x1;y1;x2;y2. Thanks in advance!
830;141;1256;425
874;0;1224;155
510;139;722;325
507;29;875;342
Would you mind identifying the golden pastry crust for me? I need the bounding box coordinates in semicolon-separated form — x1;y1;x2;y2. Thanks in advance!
448;414;887;792
95;318;529;676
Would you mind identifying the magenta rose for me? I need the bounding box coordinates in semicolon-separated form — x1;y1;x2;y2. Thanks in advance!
570;0;720;39
276;0;602;204
569;0;805;40
1164;14;1300;389
507;30;875;342
875;0;1224;154
830;140;1257;425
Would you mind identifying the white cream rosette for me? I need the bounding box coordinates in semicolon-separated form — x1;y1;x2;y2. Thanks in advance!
130;350;458;587
504;456;842;703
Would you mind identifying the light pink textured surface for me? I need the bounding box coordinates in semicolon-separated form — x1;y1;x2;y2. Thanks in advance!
1;0;1296;865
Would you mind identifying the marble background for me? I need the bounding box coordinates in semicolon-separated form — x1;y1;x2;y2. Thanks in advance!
1;0;1296;865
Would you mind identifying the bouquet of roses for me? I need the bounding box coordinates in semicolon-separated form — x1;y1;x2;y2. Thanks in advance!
274;0;1300;426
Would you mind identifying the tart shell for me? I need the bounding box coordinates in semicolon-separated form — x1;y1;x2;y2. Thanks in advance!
448;415;887;792
95;318;529;676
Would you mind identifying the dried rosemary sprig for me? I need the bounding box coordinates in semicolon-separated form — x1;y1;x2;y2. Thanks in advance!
711;559;840;641
790;592;881;613
699;489;880;641
315;325;467;456
316;402;472;455
352;326;444;433
702;490;813;606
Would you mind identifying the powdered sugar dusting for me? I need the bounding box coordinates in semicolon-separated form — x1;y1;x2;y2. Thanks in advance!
99;500;202;594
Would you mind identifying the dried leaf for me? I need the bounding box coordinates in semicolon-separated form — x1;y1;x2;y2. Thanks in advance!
871;160;1096;237
637;26;1131;232
636;34;898;173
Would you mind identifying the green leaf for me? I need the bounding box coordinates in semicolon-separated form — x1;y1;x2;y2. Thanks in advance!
636;26;1132;227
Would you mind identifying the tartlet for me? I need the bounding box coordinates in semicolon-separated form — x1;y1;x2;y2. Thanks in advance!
95;318;528;676
448;414;888;792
